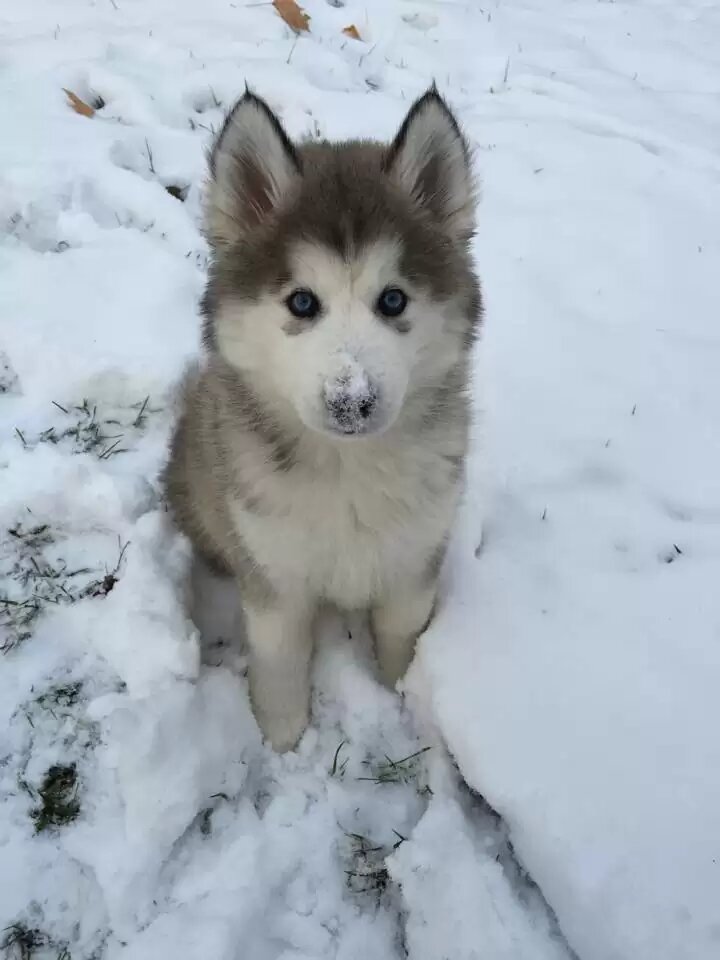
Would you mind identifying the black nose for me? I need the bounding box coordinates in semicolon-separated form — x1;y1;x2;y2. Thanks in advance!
357;396;376;420
325;386;378;432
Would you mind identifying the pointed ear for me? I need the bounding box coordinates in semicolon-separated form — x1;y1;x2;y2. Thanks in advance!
384;88;476;241
205;91;300;246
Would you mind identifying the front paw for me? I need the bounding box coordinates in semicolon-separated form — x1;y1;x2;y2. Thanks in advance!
377;644;415;689
254;704;309;753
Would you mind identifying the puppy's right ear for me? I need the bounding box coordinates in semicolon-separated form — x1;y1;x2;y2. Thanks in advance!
205;91;300;246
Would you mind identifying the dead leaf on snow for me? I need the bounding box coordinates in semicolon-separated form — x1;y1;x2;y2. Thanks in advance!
273;0;310;33
342;25;362;41
62;89;95;118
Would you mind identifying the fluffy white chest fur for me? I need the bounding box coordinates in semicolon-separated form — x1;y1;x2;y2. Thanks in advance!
231;438;457;608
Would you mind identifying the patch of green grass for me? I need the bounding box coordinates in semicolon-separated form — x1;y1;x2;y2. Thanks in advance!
1;923;70;959
345;831;389;898
35;399;123;458
0;596;42;652
8;524;53;551
15;396;159;460
1;530;129;655
30;763;80;834
344;829;407;902
357;746;431;786
1;522;64;647
20;680;101;756
34;682;83;713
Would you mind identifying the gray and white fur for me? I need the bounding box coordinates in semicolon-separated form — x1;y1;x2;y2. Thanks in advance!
164;87;482;750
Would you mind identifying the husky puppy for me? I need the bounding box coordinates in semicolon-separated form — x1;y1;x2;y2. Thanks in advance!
165;87;481;750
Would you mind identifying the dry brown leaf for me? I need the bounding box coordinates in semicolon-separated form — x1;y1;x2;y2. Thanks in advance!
342;24;362;41
63;88;95;118
273;0;310;33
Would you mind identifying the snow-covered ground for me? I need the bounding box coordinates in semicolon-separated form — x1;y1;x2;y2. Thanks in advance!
1;1;719;958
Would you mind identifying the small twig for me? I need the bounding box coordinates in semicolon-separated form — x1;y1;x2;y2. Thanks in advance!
116;538;131;570
15;428;27;447
145;138;155;174
392;829;408;849
133;395;149;427
346;832;383;852
359;42;376;66
98;438;125;459
52;400;69;414
389;746;431;766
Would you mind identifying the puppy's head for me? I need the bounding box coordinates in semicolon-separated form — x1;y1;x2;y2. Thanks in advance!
203;87;480;439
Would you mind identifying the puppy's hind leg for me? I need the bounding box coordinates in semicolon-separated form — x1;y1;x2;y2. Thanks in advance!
190;553;243;667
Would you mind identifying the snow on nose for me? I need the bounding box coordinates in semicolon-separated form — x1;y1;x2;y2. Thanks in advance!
323;365;378;433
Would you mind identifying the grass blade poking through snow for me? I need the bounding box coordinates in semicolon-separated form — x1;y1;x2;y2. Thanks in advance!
357;746;432;785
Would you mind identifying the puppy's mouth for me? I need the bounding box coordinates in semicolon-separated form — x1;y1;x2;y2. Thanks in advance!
317;408;393;440
300;411;394;442
330;422;374;438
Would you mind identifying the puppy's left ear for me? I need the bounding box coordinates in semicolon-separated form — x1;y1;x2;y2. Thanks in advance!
385;87;476;242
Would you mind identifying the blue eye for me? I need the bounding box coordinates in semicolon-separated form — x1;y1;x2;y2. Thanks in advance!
286;289;320;319
377;287;408;318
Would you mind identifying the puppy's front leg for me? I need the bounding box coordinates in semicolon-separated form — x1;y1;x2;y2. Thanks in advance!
371;579;437;688
244;596;314;752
